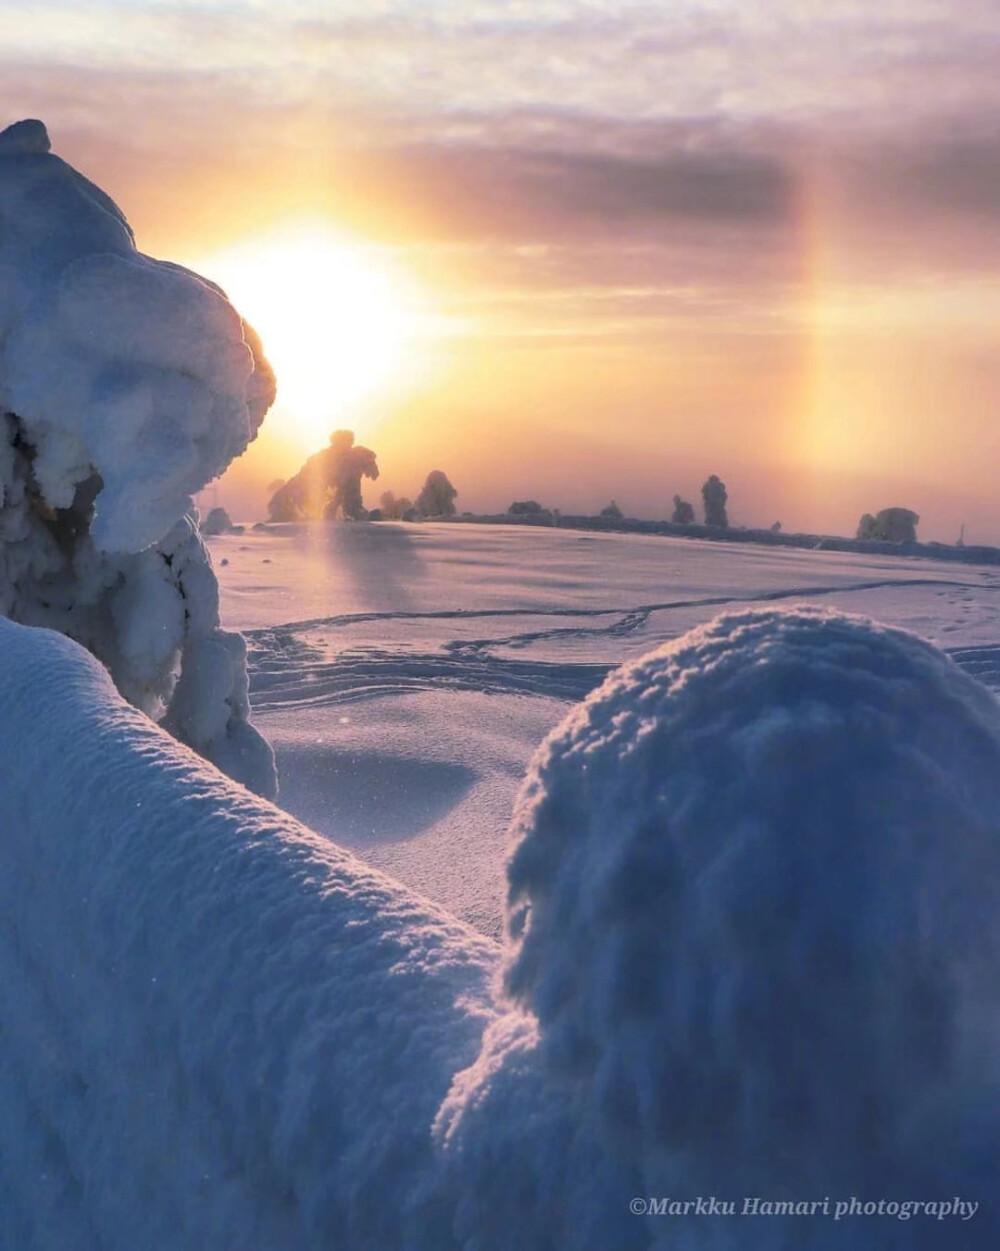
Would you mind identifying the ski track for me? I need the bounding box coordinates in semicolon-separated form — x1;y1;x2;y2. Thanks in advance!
248;648;612;707
247;575;995;636
245;577;1000;709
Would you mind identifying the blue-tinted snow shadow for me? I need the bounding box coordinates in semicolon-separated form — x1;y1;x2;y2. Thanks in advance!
274;745;476;847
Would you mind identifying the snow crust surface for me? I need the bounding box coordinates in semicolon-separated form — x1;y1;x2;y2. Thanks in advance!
210;523;1000;932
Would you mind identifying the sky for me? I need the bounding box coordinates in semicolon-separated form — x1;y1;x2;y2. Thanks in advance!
4;0;1000;540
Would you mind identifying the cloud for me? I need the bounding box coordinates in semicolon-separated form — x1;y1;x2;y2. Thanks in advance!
848;131;1000;223
8;3;1000;341
364;134;797;245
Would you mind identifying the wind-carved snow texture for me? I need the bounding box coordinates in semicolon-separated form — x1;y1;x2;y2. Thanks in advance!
485;606;1000;1247
2;608;998;1249
0;119;277;796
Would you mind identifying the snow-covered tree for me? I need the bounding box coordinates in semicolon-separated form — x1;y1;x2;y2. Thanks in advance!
857;507;918;542
0;119;277;796
380;490;414;521
701;474;729;527
268;430;379;521
201;506;235;535
416;470;458;517
671;494;695;524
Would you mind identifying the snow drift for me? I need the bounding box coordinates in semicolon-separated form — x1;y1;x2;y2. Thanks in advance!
0;616;502;1249
495;606;1000;1243
0;119;276;795
2;607;997;1248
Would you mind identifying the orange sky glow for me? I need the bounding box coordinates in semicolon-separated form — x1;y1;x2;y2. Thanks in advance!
4;1;1000;541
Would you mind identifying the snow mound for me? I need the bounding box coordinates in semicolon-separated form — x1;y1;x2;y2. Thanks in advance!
0;120;276;795
200;505;236;535
498;607;1000;1219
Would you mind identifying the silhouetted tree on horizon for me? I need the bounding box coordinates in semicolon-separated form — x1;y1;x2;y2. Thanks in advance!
201;506;234;536
267;430;379;521
416;471;458;517
701;475;728;528
380;490;414;521
672;495;695;525
600;500;623;520
508;500;546;516
857;508;918;542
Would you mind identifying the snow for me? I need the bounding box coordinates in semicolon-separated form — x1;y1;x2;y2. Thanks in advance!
0;124;270;549
0;616;498;1248
0;120;276;795
3;582;998;1247
503;606;1000;1216
0;614;644;1249
208;522;1000;935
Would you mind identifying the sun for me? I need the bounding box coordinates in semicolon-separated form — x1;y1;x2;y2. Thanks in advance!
190;222;428;452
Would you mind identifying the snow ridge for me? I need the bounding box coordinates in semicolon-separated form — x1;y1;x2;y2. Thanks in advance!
0;618;500;1248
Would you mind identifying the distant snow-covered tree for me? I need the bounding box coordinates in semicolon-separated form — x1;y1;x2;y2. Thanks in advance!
268;430;379;522
416;470;458;517
600;500;623;520
201;506;234;535
508;500;546;516
857;508;918;542
671;495;695;524
379;490;414;521
701;475;729;527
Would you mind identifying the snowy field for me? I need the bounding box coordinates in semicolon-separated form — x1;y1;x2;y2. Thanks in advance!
210;521;1000;937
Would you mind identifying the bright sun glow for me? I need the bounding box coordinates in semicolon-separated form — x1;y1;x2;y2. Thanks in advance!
190;222;431;452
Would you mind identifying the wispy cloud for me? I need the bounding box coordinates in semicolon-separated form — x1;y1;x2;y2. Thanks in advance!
6;0;1000;128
